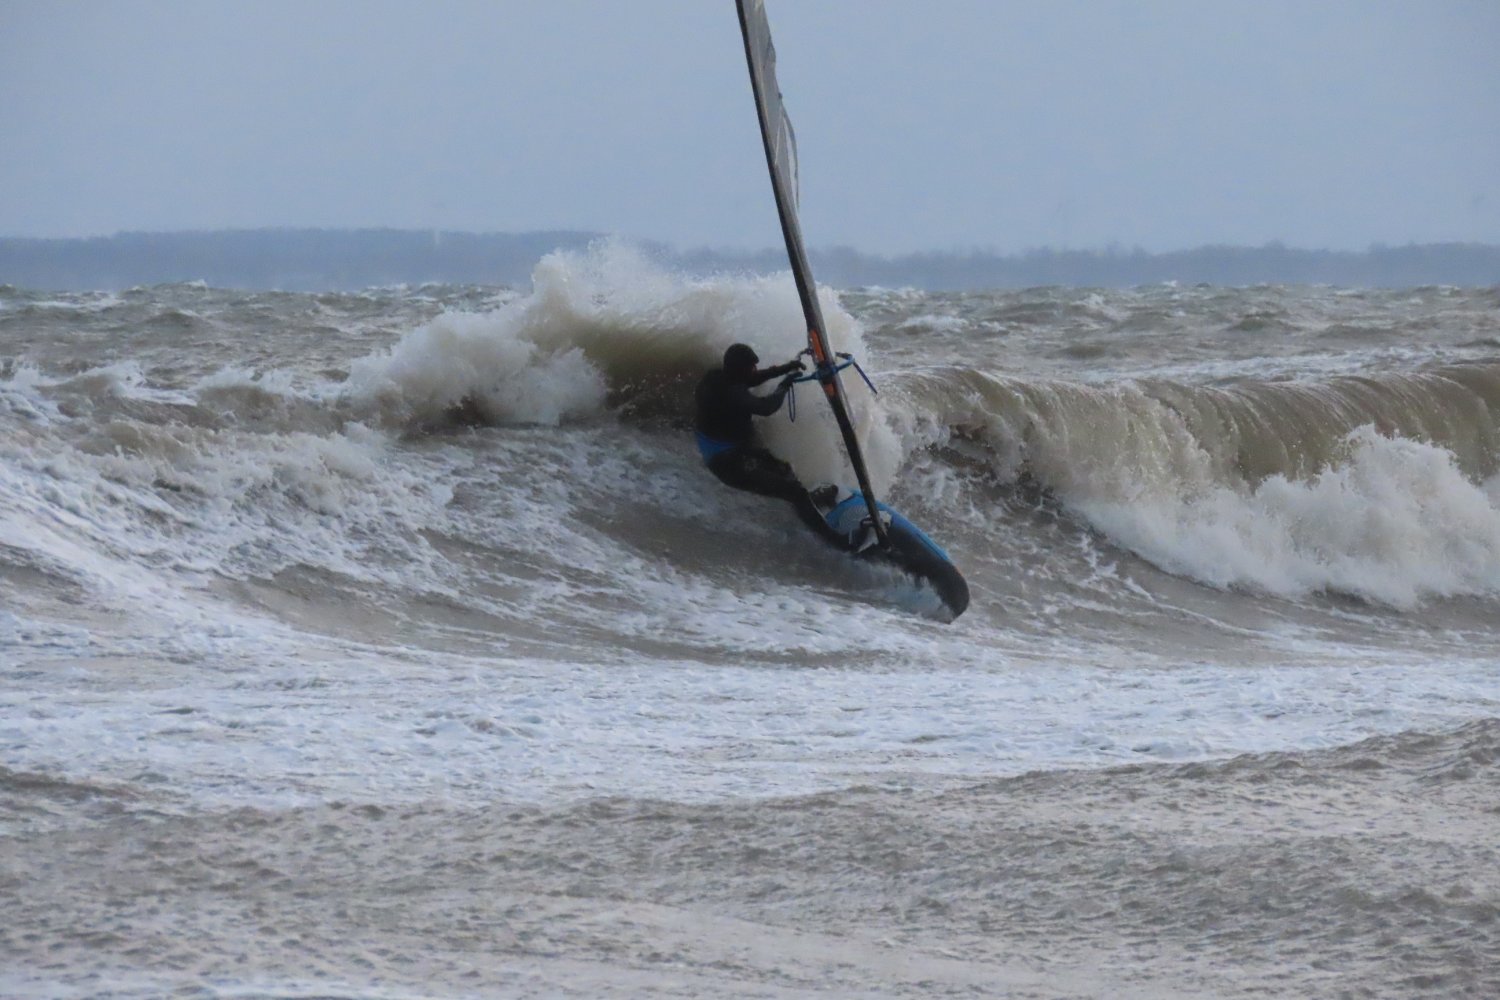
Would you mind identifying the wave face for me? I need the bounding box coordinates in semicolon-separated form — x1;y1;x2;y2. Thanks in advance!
3;246;1499;997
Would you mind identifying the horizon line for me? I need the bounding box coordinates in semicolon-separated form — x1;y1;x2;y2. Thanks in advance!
3;226;1498;260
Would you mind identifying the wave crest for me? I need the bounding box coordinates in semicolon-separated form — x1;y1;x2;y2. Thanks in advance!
898;364;1500;605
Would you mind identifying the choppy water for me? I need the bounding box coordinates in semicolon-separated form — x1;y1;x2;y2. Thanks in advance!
3;243;1499;997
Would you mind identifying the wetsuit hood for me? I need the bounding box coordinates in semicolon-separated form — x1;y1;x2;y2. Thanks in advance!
723;343;759;378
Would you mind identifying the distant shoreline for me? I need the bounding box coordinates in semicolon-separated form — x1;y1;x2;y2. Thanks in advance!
2;228;1497;291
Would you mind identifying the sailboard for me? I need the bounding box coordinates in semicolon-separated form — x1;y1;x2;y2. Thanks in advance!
735;0;969;620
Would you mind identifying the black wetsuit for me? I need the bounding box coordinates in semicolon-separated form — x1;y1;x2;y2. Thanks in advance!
694;364;800;496
695;363;842;544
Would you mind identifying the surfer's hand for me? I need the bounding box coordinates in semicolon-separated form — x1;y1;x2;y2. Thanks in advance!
777;372;799;391
787;356;807;372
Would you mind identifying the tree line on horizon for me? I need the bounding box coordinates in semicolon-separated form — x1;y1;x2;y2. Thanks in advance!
2;228;1497;291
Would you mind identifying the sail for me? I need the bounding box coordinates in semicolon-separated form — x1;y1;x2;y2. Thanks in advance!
736;0;889;545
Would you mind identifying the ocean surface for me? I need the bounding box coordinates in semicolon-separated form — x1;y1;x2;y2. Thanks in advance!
3;242;1498;997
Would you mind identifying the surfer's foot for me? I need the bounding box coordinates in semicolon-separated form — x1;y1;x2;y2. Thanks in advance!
808;483;850;513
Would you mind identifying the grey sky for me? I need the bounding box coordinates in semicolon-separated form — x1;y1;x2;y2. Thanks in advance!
3;0;1497;254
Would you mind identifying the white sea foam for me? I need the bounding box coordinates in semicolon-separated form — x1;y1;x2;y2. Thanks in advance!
1074;426;1500;606
345;307;608;426
345;242;737;425
0;414;461;622
4;627;1494;811
341;241;899;489
898;313;969;333
0;364;62;424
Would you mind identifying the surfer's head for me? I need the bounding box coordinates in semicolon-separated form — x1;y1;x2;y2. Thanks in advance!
723;343;759;377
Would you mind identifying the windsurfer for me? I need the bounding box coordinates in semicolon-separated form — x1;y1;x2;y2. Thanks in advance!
694;343;839;539
694;343;802;494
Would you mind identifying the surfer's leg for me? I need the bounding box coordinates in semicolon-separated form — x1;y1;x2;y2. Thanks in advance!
705;448;804;502
707;449;843;545
709;449;847;546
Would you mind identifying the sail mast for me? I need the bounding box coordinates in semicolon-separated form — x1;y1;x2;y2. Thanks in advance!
735;0;889;545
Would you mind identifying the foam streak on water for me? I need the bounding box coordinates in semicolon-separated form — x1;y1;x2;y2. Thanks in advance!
2;249;1499;997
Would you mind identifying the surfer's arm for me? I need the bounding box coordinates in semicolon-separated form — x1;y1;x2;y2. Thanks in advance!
738;381;789;417
745;359;804;387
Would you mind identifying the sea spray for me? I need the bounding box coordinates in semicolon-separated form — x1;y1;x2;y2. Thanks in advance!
1075;426;1500;605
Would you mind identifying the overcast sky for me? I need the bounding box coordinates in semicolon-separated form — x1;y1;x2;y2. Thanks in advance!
3;0;1497;254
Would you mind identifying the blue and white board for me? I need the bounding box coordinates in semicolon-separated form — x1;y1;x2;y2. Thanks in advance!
812;486;970;619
